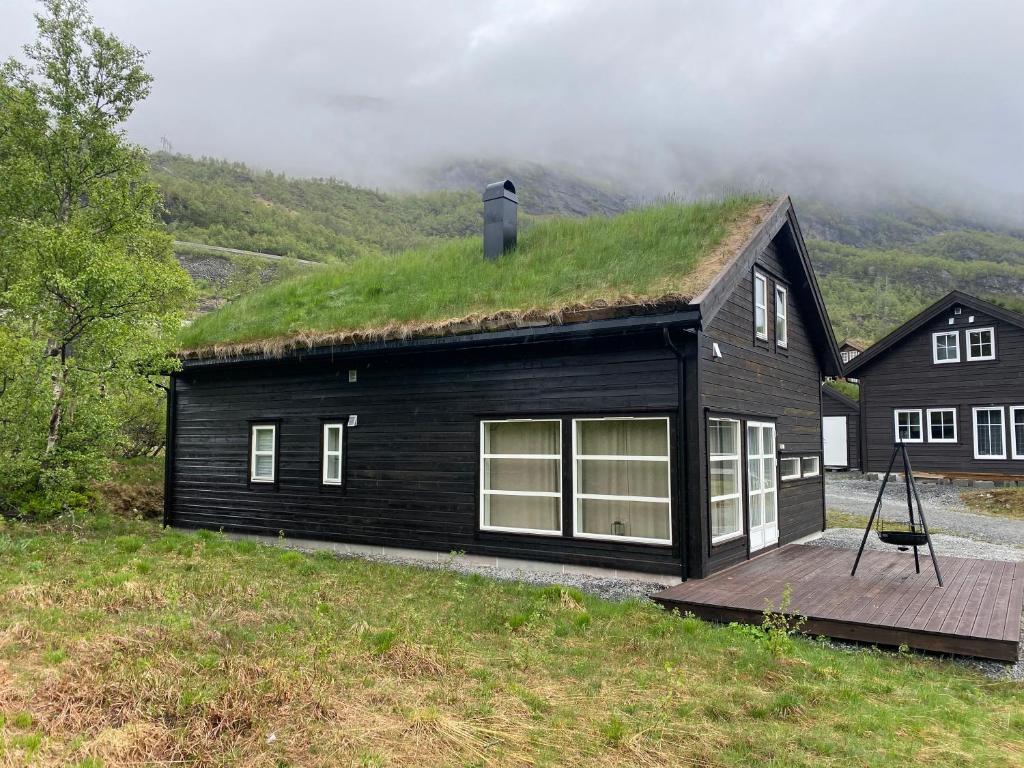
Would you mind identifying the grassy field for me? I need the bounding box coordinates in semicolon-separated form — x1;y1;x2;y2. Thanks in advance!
178;197;764;351
961;488;1024;521
1;515;1021;767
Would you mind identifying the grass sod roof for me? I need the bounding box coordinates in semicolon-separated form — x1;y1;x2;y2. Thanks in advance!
179;195;773;359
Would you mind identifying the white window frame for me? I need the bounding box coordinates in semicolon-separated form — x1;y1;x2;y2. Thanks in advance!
780;456;801;481
774;285;788;348
250;424;277;483
322;423;344;485
973;407;1006;460
893;409;924;444
572;416;672;545
479;419;563;536
754;272;768;340
966;327;996;361
748;422;779;551
801;456;820;478
926;408;957;444
931;331;959;364
1011;406;1024;460
709;418;743;544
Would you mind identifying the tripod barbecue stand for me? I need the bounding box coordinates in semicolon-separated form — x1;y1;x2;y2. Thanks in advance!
850;441;943;585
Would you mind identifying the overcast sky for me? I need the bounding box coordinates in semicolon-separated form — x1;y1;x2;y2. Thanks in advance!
2;0;1022;216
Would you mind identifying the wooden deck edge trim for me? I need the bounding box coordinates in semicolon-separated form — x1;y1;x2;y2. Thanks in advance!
652;598;1019;663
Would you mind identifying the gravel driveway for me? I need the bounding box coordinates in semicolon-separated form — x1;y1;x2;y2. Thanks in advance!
825;474;1024;549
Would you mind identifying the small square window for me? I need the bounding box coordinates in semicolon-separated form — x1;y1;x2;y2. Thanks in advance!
932;331;959;364
801;456;820;478
894;409;923;443
927;409;957;443
966;327;995;361
780;457;801;480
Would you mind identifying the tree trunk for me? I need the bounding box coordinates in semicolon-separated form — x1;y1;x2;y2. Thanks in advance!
45;355;69;457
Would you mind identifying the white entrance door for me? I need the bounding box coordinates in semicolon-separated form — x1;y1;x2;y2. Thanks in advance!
747;422;778;552
823;416;848;468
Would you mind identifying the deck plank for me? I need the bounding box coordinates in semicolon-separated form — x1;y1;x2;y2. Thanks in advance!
652;544;1022;662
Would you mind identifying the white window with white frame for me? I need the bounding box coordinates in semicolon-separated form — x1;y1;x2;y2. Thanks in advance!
708;418;742;544
480;419;562;535
973;407;1006;459
754;272;768;340
775;285;788;348
250;424;277;483
322;423;344;485
801;456;820;478
932;331;959;364
894;409;923;443
572;417;671;544
966;327;996;361
926;408;957;443
1011;406;1024;460
780;456;801;481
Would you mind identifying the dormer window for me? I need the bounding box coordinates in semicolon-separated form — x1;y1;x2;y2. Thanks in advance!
753;272;768;340
932;331;959;364
966;327;995;361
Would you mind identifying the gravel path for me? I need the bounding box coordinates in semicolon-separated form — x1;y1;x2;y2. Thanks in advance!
826;474;1024;548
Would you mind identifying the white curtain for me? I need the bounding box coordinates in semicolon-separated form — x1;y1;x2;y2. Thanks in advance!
483;421;560;531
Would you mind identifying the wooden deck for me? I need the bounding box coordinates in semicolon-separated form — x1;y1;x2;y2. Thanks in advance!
653;545;1024;661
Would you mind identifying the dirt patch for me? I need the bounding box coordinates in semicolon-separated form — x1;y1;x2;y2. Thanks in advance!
96;481;163;519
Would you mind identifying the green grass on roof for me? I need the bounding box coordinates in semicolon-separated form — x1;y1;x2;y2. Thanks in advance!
178;196;766;351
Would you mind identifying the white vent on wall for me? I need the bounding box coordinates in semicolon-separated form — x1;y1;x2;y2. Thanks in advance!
712;342;723;359
348;369;357;383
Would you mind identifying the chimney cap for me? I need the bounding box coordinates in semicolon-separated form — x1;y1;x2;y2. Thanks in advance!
482;178;518;203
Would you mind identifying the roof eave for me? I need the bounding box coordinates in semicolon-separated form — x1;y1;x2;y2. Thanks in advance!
178;308;703;371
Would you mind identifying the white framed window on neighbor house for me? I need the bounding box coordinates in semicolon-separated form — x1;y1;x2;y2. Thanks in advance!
754;272;768;340
801;456;820;478
775;285;788;348
322;423;344;485
780;456;801;481
708;418;742;544
972;407;1006;460
926;408;957;443
250;424;277;483
966;327;996;361
480;419;562;535
894;409;924;443
572;417;671;545
1011;406;1024;460
932;331;959;364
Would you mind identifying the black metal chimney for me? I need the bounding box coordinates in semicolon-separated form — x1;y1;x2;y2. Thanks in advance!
482;179;518;260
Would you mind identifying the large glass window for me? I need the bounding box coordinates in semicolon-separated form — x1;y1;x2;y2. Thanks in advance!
480;420;562;534
573;418;671;544
250;425;276;483
973;407;1005;459
322;423;344;485
966;327;996;361
754;273;768;340
775;285;788;348
894;409;923;443
927;409;957;443
932;331;959;364
709;418;742;543
1011;407;1024;460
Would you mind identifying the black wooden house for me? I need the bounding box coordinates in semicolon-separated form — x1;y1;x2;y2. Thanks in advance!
165;192;842;580
845;291;1024;478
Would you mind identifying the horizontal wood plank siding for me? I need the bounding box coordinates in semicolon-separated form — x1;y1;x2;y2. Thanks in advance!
858;306;1024;476
170;336;686;575
700;234;826;574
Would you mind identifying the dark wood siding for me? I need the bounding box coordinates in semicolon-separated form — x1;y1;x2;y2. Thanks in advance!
858;307;1024;476
169;334;688;575
699;235;826;574
822;388;861;469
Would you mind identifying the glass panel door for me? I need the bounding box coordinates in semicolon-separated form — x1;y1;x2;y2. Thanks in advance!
747;422;778;552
